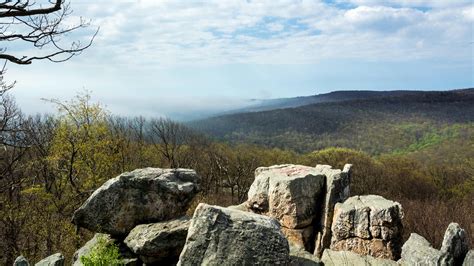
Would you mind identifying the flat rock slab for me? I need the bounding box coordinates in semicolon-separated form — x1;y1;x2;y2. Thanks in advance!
35;253;64;266
247;164;325;229
322;249;398;266
178;203;290;265
72;168;200;236
124;216;190;264
331;195;404;260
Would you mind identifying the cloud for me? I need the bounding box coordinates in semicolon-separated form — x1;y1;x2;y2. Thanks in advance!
4;0;472;119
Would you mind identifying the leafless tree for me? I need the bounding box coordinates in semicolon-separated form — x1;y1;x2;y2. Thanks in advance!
0;0;97;65
149;118;195;168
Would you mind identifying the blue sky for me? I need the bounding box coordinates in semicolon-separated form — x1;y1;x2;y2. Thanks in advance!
5;0;474;119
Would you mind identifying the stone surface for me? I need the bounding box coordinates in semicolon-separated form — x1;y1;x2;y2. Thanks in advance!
177;203;290;265
72;168;200;236
35;253;64;266
313;164;352;257
322;249;398;266
282;226;314;251
289;246;323;266
247;164;325;229
14;256;29;266
330;195;404;260
124;216;190;264
399;233;443;266
463;250;474;266
227;202;249;212
440;222;470;265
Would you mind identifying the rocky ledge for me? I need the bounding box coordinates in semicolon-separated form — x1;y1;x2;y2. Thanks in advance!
16;164;471;266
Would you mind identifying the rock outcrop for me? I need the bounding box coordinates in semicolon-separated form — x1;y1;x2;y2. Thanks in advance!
440;223;469;265
124;216;190;264
14;256;29;266
330;195;404;260
72;168;200;236
313;164;352;257
400;223;470;266
65;164;469;265
34;253;64;266
178;203;290;265
247;164;326;229
321;249;398;266
246;164;326;250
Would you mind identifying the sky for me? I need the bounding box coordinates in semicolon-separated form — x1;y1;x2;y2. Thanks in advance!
5;0;474;119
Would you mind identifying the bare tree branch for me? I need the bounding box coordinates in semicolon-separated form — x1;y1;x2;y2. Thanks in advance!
0;0;97;65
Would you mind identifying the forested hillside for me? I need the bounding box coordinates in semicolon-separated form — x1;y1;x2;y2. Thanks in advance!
191;89;474;154
226;89;440;114
1;91;472;264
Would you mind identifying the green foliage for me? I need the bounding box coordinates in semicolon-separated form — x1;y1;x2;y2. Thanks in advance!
190;90;474;154
80;236;123;266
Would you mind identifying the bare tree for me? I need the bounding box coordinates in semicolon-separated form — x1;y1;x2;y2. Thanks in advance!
0;0;97;65
149;118;194;168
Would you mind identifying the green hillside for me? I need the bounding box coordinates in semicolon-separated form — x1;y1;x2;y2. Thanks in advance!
190;89;474;154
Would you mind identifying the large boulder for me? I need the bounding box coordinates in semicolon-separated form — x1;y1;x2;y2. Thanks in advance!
313;164;351;257
440;223;469;265
330;195;404;260
35;253;64;266
321;249;398;266
399;233;443;265
72;168;200;236
124;216;190;264
247;164;325;229
177;203;290;265
14;256;29;266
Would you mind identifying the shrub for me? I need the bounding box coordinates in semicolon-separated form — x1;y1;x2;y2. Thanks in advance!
80;236;123;266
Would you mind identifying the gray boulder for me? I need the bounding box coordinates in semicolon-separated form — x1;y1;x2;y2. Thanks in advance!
34;253;64;266
463;250;474;266
177;203;290;265
124;216;190;264
313;164;351;257
14;256;29;266
72;168;200;236
247;164;325;229
399;233;443;265
322;249;398;266
440;223;469;265
330;195;404;260
289;246;323;266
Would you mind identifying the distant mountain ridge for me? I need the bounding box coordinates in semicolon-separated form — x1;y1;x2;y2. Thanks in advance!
189;88;474;154
223;89;473;114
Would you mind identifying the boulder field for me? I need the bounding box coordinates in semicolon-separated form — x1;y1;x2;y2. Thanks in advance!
16;164;471;266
